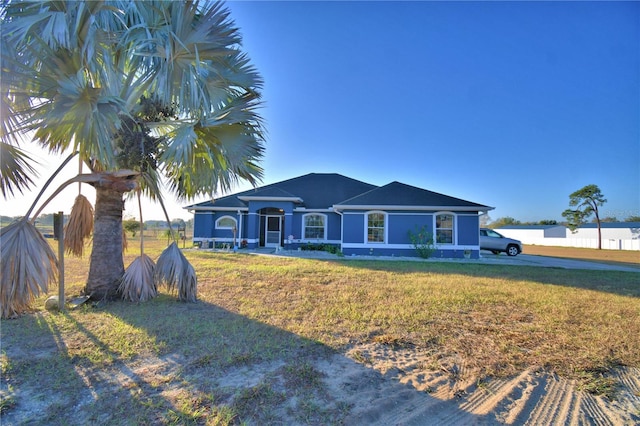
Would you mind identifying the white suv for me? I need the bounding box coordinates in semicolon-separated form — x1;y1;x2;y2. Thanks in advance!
480;228;522;256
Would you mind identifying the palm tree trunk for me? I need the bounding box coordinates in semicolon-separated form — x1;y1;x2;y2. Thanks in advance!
84;176;137;300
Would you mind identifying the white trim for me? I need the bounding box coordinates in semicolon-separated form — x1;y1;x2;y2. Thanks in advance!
215;215;237;230
365;211;387;244
340;210;483;216
294;208;333;213
238;195;303;203
334;204;494;212
342;242;479;250
190;207;248;212
302;213;328;240
295;239;341;245
434;212;456;245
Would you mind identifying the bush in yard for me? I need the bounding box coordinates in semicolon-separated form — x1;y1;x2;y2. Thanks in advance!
408;225;436;258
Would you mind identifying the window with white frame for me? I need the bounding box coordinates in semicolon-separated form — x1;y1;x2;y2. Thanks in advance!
367;212;386;243
303;214;326;239
435;213;454;244
215;216;237;229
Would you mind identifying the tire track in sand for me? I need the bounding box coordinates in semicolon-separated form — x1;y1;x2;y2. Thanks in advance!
339;344;640;425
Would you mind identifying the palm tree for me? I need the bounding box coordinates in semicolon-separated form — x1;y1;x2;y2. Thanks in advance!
1;1;264;303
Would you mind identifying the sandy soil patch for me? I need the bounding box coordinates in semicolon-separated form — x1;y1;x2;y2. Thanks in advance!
3;341;639;425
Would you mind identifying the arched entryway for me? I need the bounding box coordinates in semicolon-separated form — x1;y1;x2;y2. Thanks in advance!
258;207;285;248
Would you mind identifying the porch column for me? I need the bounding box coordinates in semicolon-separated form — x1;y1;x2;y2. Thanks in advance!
246;210;259;248
284;212;294;243
236;210;243;247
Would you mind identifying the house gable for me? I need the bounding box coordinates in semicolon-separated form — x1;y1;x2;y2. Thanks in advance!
334;181;492;212
185;173;377;211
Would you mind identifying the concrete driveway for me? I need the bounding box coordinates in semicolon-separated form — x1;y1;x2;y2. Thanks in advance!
479;251;640;272
270;248;639;272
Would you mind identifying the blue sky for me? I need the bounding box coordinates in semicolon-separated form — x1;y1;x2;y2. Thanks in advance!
222;0;639;223
4;1;639;223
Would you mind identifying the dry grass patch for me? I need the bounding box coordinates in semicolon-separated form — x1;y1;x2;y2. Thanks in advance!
524;244;640;267
190;251;639;382
2;239;638;424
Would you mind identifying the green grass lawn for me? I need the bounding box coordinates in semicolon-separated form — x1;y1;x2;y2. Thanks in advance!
2;240;639;424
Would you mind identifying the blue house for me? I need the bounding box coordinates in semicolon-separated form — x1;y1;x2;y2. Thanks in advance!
185;173;493;258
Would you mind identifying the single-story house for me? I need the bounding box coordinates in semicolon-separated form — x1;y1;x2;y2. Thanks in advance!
185;173;493;258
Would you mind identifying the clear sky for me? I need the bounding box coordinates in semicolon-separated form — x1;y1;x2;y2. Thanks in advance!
3;1;639;223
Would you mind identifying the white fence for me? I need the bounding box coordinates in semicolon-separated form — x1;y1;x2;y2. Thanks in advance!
522;237;640;251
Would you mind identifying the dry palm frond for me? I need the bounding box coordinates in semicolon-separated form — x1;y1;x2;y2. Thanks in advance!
0;220;58;319
64;194;94;257
118;254;156;302
155;242;197;302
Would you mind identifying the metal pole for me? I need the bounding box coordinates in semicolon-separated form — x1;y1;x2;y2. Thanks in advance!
54;212;65;310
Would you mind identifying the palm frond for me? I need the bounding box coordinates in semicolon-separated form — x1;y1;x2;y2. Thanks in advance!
64;194;94;257
155;242;197;302
0;220;58;319
118;254;156;303
162;120;264;199
0;142;39;198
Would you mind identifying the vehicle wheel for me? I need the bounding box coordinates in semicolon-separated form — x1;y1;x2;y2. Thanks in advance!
491;250;500;255
506;245;519;256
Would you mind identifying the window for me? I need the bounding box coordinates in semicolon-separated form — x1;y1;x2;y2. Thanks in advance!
304;214;326;239
367;212;385;243
436;214;454;244
216;216;237;229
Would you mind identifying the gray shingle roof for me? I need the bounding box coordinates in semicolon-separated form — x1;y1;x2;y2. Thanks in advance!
186;174;492;212
186;173;377;210
238;187;299;199
334;181;491;210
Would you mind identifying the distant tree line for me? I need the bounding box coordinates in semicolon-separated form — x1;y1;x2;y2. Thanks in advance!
486;215;639;229
1;214;192;234
486;184;637;250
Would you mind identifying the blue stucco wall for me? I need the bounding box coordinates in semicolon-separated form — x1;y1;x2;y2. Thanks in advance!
193;207;482;258
193;211;244;247
326;213;342;241
342;213;365;244
457;215;480;245
340;210;481;259
387;214;433;244
193;212;214;239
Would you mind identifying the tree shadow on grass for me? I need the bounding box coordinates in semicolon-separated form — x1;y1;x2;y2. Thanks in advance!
1;296;493;425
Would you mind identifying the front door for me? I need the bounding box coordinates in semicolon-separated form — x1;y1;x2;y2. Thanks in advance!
265;215;282;247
